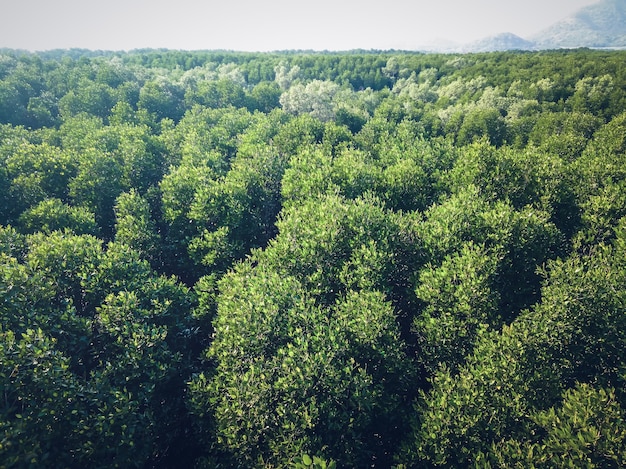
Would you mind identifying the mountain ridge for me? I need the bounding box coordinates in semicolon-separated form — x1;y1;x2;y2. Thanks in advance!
462;33;536;52
420;0;626;52
532;0;626;48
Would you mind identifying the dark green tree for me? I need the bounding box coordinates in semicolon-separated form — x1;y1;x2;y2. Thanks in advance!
18;198;98;236
114;189;160;266
191;263;415;468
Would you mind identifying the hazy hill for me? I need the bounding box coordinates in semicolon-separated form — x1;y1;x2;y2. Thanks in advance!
434;0;626;52
462;32;536;52
532;0;626;48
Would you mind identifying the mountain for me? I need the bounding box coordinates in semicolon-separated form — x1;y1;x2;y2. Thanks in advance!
449;0;626;52
531;0;626;48
462;33;536;52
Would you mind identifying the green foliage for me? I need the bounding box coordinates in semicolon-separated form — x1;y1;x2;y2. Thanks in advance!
272;113;325;156
292;453;337;469
114;189;160;265
137;79;185;122
282;122;454;213
374;122;455;211
418;186;564;317
401;232;626;467
58;79;117;119
525;111;601;160
414;242;499;373
261;193;421;307
0;225;26;259
571;111;626;247
247;80;282;113
1;48;626;468
69;148;127;238
188;145;287;269
3;142;77;223
186;78;247;110
160;125;286;281
447;141;578;235
281;146;337;206
0;227;196;467
18;198;98;235
0;327;86;467
485;384;626;468
456;107;508;147
162;105;256;168
569;74;616;119
5;143;75;201
193;263;415;467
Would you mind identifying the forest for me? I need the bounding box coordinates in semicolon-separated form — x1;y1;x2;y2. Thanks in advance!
0;47;625;468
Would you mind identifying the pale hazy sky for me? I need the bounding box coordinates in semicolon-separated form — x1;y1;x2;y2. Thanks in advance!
0;0;601;51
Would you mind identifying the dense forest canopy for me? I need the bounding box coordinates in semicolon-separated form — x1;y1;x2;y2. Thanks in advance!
1;47;626;468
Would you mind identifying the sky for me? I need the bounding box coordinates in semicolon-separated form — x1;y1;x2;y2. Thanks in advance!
0;0;601;52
